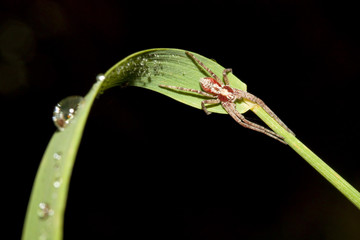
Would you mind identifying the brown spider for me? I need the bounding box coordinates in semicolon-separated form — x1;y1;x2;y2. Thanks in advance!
159;51;294;144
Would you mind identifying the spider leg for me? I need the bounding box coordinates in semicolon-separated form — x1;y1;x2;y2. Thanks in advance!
159;84;214;98
201;99;221;115
222;102;287;144
235;89;295;136
222;68;232;85
185;51;222;84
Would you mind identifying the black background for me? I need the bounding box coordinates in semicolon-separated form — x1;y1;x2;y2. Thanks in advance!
2;0;360;239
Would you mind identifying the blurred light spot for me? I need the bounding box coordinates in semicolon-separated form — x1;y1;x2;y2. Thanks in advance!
0;20;35;94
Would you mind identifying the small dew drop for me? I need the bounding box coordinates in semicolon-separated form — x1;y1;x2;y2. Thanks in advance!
96;73;105;82
37;202;54;220
39;233;47;240
52;96;84;131
53;152;62;169
53;177;62;188
53;152;62;161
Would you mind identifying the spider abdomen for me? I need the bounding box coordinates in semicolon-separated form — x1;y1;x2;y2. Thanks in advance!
218;86;236;102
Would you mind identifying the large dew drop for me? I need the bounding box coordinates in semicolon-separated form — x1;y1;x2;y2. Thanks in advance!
52;96;84;131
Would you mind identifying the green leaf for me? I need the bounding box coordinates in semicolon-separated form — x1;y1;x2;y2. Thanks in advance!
22;80;103;240
102;48;250;114
22;48;249;240
23;48;360;240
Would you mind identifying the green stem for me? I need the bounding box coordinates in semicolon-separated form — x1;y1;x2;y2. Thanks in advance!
251;104;360;210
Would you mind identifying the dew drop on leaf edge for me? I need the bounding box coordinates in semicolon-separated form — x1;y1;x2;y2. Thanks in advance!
96;73;105;82
52;96;84;131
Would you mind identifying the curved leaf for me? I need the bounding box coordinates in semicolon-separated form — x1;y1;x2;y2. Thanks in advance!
22;48;249;240
102;48;250;114
23;48;360;240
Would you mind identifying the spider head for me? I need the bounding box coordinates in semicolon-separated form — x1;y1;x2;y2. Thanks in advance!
200;77;221;95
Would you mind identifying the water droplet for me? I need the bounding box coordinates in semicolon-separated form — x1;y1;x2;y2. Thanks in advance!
39;232;47;240
37;202;54;219
53;152;62;161
96;73;105;82
53;177;62;188
52;96;84;131
53;152;62;169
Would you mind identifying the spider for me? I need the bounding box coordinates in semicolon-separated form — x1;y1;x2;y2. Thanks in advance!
159;51;294;144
